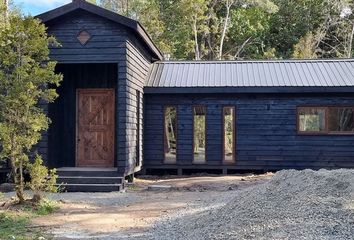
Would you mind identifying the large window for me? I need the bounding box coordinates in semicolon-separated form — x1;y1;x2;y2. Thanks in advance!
164;107;177;163
328;107;354;132
223;107;235;163
298;106;354;134
193;106;206;163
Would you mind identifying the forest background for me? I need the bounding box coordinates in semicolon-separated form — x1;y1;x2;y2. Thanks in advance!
85;0;354;61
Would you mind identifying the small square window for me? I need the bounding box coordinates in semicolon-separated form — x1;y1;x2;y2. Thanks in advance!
298;107;326;133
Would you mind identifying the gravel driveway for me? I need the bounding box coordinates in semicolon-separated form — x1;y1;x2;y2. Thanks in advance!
29;174;271;239
4;170;351;240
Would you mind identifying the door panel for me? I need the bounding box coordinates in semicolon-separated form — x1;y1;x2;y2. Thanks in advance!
76;89;115;167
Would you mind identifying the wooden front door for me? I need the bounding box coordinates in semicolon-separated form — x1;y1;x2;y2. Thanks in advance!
76;89;115;167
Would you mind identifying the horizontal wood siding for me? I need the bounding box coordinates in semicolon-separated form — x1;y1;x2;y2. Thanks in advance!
144;93;354;170
48;63;117;168
117;34;153;175
46;9;128;63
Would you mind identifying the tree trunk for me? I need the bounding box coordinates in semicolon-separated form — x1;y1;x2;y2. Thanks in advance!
193;16;200;60
17;161;25;203
10;157;25;203
218;1;232;60
347;21;354;58
234;37;252;59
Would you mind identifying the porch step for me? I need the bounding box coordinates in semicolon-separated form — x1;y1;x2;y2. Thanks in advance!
56;168;124;192
57;176;123;185
57;168;119;177
58;183;123;192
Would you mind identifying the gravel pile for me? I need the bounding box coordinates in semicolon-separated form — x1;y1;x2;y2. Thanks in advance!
150;169;354;240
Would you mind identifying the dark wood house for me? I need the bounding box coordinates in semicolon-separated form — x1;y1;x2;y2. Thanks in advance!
36;0;354;191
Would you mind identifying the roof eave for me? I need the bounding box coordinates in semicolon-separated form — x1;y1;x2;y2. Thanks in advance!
143;86;354;94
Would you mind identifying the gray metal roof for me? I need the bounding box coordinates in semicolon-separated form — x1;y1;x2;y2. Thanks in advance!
146;59;354;88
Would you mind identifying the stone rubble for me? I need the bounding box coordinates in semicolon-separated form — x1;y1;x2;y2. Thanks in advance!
148;169;354;240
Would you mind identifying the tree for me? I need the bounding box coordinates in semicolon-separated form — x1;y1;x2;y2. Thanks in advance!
317;1;354;58
265;0;324;58
292;32;319;59
0;0;8;26
98;0;171;55
0;15;62;203
216;0;278;60
227;6;272;59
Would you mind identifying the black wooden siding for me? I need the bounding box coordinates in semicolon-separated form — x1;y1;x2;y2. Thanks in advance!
118;37;151;175
39;9;155;175
144;93;354;170
46;9;128;63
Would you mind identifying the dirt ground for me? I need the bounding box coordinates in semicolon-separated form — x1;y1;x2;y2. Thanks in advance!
6;173;273;239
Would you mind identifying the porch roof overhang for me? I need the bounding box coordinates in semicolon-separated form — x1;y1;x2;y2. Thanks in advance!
36;0;163;61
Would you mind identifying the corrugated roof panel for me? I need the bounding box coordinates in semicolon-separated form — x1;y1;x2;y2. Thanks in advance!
326;62;342;86
325;62;334;86
338;61;353;86
145;59;354;88
314;62;327;86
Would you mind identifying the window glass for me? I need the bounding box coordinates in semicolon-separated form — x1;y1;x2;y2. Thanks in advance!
164;107;177;163
193;106;206;163
223;107;235;163
328;107;354;132
298;108;326;132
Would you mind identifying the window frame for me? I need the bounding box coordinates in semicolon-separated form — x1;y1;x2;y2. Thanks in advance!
192;105;207;164
297;106;354;135
222;106;236;164
163;106;178;164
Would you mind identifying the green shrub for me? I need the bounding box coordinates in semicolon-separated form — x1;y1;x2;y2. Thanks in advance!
26;155;58;203
36;199;59;215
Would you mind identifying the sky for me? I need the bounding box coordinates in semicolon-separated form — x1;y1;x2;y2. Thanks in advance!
13;0;71;16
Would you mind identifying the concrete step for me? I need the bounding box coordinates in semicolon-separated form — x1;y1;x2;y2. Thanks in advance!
57;176;123;185
57;183;123;192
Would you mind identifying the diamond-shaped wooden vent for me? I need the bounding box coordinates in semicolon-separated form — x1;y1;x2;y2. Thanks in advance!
77;30;91;45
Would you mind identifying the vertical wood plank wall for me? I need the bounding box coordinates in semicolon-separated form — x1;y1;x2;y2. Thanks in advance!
47;64;117;168
144;93;354;171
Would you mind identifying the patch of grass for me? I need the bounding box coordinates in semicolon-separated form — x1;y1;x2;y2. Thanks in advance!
126;183;142;191
0;196;57;239
35;199;59;216
0;211;44;240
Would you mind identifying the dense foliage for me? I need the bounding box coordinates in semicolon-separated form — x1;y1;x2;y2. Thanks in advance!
91;0;354;60
0;8;62;202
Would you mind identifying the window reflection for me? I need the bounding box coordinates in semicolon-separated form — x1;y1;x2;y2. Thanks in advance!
164;107;177;163
223;107;235;163
193;106;206;163
328;107;354;132
298;108;326;132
